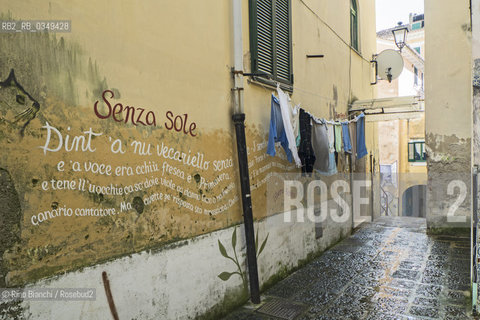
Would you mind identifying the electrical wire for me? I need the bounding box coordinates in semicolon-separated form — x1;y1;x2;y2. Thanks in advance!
248;78;364;123
246;0;376;109
274;81;363;124
245;0;378;123
298;0;372;64
248;78;352;105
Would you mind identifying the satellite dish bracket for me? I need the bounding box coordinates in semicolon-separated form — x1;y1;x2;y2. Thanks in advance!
373;49;404;84
370;59;378;85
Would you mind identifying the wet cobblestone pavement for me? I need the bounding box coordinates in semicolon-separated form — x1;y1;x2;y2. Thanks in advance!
223;217;472;320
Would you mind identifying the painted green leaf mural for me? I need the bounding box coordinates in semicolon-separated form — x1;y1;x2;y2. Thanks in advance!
217;271;240;281
218;239;230;259
232;225;237;249
257;233;269;258
217;225;269;293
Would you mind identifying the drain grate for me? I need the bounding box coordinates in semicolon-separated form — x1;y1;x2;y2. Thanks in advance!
256;299;306;320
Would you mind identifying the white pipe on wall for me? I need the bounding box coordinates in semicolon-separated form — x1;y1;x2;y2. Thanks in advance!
232;0;244;114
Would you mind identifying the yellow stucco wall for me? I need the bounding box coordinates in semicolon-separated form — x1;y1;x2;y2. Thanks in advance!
378;116;426;175
425;0;472;140
399;115;426;174
425;0;472;230
0;0;376;285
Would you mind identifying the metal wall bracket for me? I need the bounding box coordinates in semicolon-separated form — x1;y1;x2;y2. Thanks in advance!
370;60;378;85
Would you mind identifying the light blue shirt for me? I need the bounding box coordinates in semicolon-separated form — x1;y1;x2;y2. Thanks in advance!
267;95;293;162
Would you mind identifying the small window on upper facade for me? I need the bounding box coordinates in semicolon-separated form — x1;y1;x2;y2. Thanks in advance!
408;141;426;162
350;0;359;51
412;22;422;30
249;0;293;87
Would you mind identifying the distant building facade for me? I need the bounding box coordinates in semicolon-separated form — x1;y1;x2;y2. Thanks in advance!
374;15;426;217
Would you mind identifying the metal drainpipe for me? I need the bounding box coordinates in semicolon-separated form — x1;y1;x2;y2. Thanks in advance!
472;166;478;314
231;0;260;304
370;154;374;222
349;154;355;230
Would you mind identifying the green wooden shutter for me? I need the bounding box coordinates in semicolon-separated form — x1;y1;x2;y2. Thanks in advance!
408;142;414;162
256;0;274;77
249;0;293;85
350;0;358;51
274;0;292;83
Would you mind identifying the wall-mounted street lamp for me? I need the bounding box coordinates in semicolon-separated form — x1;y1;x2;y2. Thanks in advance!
392;22;409;52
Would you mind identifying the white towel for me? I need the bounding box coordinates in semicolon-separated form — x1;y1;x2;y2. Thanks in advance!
276;87;302;167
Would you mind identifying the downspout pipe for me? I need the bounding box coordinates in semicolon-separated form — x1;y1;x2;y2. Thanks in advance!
231;0;261;304
472;166;478;314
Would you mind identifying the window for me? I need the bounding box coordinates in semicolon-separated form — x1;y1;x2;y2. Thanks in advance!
412;21;425;30
249;0;293;87
412;22;422;30
350;0;359;51
412;14;424;22
408;141;426;162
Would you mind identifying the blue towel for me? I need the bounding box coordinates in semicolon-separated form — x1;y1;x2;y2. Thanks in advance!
342;122;352;153
267;94;293;162
356;113;368;159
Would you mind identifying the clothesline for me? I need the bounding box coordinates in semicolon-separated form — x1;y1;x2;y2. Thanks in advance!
268;85;368;174
274;83;364;127
307;110;364;126
248;77;356;107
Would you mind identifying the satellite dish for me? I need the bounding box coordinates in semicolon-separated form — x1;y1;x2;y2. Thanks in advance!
376;49;404;82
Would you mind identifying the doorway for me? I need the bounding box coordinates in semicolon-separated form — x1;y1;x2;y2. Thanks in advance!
401;184;426;217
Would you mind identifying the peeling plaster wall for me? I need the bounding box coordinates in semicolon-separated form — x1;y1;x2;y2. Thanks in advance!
3;207;351;320
473;0;480;169
425;0;472;231
474;84;480;167
0;0;375;319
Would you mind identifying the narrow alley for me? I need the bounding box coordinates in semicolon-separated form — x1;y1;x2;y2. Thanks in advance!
2;1;480;319
224;217;471;320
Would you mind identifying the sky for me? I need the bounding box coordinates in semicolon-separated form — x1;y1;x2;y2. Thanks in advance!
376;0;424;31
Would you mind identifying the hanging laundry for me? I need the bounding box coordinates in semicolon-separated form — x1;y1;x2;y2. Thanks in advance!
296;124;301;148
311;121;330;173
277;86;302;167
298;108;316;173
334;124;342;153
267;94;293;162
326;124;335;153
349;121;357;169
342;122;352;153
333;126;341;171
336;150;345;172
320;152;338;176
267;88;365;172
311;120;337;175
292;104;301;148
356;113;368;159
277;87;302;167
323;123;338;176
